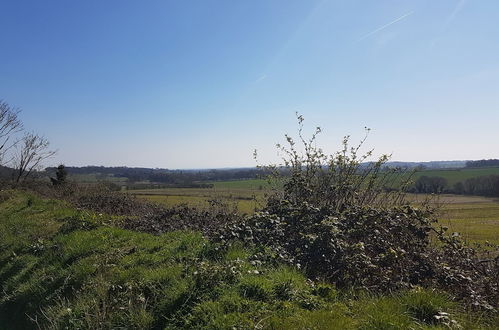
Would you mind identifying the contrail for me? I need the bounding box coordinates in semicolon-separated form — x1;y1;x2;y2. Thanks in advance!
444;0;466;28
254;74;267;83
430;0;466;48
358;11;414;42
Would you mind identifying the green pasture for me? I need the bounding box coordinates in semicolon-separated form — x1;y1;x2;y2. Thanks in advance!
130;179;270;214
211;179;270;190
405;194;499;245
141;194;262;214
436;196;499;245
412;167;499;185
68;173;128;183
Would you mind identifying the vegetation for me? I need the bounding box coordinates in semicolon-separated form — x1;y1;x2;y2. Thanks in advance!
43;166;267;187
437;195;499;245
1;112;498;328
412;174;499;197
1;191;497;329
414;176;448;194
0;101;22;166
0;101;56;184
466;159;499;168
217;118;498;309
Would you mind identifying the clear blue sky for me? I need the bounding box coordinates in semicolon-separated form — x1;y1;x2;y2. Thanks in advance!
1;0;498;168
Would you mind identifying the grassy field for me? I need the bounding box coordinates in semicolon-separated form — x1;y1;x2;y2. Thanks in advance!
130;179;270;214
130;179;499;245
67;173;128;184
434;195;499;245
405;194;499;245
411;167;499;185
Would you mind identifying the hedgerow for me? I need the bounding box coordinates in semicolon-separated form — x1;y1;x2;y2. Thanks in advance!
217;115;498;310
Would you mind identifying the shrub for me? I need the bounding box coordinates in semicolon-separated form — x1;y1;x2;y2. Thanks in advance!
218;115;499;310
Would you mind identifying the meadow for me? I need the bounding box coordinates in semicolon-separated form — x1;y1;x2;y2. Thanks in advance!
436;195;499;245
411;167;499;185
130;179;270;214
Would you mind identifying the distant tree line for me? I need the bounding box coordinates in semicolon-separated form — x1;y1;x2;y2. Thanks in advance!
465;159;499;168
411;174;499;197
453;175;499;196
44;166;268;185
412;176;448;194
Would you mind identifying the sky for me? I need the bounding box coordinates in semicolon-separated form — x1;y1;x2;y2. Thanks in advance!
1;0;498;169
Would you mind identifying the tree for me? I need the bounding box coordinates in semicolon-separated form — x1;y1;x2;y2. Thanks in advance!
56;164;67;182
414;176;447;193
0;100;23;165
51;164;67;185
13;132;56;183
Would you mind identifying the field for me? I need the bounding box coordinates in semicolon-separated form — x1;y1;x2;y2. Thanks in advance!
411;166;499;185
130;179;499;245
435;195;499;245
130;179;271;214
67;173;128;183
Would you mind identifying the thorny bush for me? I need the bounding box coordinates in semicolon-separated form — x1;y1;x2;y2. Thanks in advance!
24;180;242;237
218;115;498;311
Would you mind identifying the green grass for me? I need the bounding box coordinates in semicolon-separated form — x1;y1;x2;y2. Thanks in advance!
1;190;496;329
129;179;269;214
412;167;499;186
210;179;270;190
141;194;260;214
67;173;128;183
438;198;499;245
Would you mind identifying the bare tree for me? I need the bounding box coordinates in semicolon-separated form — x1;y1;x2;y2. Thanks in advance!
13;132;56;183
0;100;23;165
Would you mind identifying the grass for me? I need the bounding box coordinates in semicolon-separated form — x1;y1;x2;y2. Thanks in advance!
1;190;496;329
411;167;499;186
142;194;260;214
67;173;128;184
437;196;499;245
404;193;499;245
211;179;270;190
130;179;269;214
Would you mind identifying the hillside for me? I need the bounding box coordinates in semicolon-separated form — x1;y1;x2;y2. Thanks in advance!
0;186;497;329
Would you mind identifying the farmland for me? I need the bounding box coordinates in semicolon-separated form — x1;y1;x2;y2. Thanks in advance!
64;165;499;188
62;166;499;245
410;166;499;185
436;195;499;245
129;179;270;214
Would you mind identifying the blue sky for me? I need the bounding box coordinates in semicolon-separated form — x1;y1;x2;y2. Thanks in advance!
1;0;498;168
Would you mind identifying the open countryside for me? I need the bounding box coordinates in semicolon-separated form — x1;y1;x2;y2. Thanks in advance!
132;180;499;245
63;166;499;245
2;1;499;329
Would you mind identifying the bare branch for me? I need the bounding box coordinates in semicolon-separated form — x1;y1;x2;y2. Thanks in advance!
13;132;56;183
0;100;23;165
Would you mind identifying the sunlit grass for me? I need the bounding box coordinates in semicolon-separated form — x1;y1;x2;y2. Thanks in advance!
1;191;497;329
